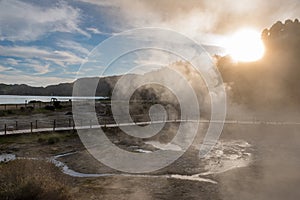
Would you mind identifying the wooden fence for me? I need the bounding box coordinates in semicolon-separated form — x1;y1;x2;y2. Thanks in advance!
1;118;73;135
2;118;300;136
0;113;180;135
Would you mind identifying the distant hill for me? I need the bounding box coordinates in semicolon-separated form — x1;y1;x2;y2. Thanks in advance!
0;76;120;97
0;62;209;114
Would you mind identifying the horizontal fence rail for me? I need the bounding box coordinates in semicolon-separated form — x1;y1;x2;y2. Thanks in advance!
2;116;300;136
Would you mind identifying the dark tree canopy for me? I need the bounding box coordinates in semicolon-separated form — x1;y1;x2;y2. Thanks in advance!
217;19;300;109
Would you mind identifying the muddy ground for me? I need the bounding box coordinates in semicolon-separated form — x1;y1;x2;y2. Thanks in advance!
0;122;300;200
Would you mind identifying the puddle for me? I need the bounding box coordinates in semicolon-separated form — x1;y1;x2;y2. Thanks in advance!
169;174;217;184
200;140;252;175
0;154;16;163
144;139;252;175
50;157;114;178
146;141;183;151
134;149;152;153
51;152;216;183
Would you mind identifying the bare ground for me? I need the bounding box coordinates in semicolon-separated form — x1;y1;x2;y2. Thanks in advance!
1;122;300;200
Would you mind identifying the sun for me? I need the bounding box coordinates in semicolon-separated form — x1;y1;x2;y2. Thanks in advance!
226;28;265;62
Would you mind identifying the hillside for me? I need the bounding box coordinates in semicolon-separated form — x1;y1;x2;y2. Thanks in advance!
0;76;120;97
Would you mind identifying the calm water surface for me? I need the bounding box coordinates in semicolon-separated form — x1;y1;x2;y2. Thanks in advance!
0;95;107;104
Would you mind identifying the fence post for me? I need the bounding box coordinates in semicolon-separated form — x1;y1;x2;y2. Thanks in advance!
72;120;75;131
15;121;18;130
30;122;33;133
4;124;7;135
35;120;38;129
53;119;56;131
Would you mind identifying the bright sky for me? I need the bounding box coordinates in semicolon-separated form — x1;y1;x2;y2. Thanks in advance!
0;0;299;86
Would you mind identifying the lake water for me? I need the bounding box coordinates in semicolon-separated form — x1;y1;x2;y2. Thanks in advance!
0;95;107;105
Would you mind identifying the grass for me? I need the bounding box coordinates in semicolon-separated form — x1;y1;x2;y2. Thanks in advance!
0;105;72;117
0;131;77;145
0;159;73;200
0;131;79;199
46;136;60;145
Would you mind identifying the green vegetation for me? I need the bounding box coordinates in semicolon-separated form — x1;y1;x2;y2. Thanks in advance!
0;131;77;145
0;110;16;116
47;136;60;145
0;105;72;116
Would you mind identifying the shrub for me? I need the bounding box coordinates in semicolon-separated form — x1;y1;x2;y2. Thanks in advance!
53;101;62;109
37;137;46;143
44;105;55;111
7;110;14;114
47;137;60;145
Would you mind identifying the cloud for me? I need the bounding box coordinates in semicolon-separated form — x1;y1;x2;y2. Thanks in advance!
78;0;300;38
86;27;103;34
56;40;91;57
5;58;19;66
0;57;75;85
32;64;51;75
0;45;85;67
86;27;117;36
0;0;89;41
76;0;115;7
0;72;74;87
4;58;51;75
1;0;298;87
0;65;14;72
24;59;51;75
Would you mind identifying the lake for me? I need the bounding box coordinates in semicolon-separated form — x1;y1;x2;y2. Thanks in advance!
0;95;108;105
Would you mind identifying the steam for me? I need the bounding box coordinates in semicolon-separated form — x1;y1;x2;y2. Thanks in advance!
83;0;300;44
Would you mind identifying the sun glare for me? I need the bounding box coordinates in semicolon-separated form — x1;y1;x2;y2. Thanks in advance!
226;28;265;62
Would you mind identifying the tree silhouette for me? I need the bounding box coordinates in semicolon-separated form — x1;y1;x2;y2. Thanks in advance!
217;19;300;109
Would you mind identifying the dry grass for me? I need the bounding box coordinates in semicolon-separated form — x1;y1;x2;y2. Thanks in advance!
0;159;73;200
